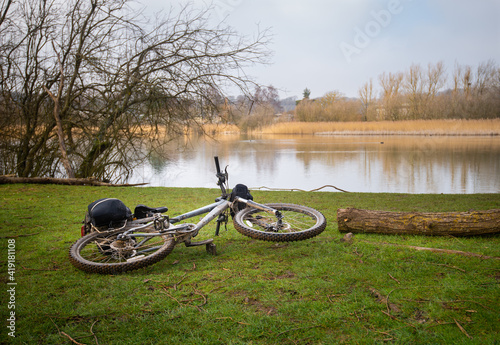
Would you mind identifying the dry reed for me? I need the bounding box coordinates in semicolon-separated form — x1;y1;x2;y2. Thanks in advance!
253;119;500;136
199;123;240;135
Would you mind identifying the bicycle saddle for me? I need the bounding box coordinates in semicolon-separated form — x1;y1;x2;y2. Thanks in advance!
134;204;168;219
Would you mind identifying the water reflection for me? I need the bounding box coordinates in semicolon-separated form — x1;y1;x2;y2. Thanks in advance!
130;135;500;193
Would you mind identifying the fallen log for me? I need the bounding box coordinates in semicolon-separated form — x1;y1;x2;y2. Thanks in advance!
337;208;500;237
0;176;147;187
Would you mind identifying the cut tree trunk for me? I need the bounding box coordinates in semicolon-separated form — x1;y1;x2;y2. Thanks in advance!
0;176;147;187
337;208;500;237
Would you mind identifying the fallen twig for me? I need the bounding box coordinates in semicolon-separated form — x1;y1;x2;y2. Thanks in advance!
443;299;494;312
90;320;100;345
382;310;398;320
360;240;500;259
251;184;350;193
61;331;86;345
454;319;472;339
369;288;401;313
408;260;466;272
161;289;206;312
50;318;87;345
388;273;401;284
173;273;188;290
327;294;347;303
432;263;466;272
161;290;183;308
193;290;208;310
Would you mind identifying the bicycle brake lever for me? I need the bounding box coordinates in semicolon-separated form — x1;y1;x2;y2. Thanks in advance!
224;165;229;184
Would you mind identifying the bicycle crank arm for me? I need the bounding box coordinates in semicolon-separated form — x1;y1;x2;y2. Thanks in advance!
184;238;214;247
184;238;217;256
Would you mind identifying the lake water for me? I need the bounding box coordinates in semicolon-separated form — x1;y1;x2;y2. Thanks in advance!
129;134;500;194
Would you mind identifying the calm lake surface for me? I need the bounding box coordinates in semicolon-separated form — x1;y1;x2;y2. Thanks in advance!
129;135;500;194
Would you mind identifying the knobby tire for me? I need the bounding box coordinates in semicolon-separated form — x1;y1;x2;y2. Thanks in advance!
69;229;176;274
233;203;326;242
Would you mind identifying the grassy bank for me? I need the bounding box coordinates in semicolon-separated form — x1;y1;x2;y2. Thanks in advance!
201;119;500;136
0;185;499;344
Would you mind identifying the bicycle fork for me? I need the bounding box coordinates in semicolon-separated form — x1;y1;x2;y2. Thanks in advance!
235;197;284;224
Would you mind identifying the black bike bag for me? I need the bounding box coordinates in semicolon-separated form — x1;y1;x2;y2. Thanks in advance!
230;184;253;216
88;198;132;228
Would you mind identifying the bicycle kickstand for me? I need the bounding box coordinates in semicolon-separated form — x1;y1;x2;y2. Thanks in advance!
215;213;228;236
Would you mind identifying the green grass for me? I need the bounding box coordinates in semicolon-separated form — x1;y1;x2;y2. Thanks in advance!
0;185;499;344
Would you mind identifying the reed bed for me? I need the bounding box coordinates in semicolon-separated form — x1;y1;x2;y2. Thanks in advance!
254;119;500;136
198;123;240;135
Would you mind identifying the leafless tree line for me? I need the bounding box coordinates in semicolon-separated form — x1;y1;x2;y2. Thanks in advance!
296;60;499;122
224;85;283;131
0;0;270;180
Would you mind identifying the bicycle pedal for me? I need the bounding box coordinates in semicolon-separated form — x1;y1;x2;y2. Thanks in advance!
206;243;217;256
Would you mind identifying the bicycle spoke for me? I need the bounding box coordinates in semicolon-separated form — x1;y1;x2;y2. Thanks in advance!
234;203;326;242
77;232;168;265
243;210;317;233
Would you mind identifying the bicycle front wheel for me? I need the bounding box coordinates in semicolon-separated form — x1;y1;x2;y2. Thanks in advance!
69;229;176;274
233;203;326;242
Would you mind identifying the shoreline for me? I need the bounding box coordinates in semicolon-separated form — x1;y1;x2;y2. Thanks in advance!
313;131;500;136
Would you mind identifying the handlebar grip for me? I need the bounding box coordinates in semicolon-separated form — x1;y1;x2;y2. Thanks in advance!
214;156;221;174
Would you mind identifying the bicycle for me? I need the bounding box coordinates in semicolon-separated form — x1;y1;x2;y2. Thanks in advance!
69;156;327;274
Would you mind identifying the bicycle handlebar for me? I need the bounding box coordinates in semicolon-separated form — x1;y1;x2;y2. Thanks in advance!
214;156;221;175
214;156;228;198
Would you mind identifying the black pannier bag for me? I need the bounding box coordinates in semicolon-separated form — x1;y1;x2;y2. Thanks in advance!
229;184;253;216
82;198;132;236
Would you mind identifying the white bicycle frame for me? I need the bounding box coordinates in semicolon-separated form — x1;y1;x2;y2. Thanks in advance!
117;196;282;251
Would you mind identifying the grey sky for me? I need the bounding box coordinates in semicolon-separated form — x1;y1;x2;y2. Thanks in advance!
140;0;500;99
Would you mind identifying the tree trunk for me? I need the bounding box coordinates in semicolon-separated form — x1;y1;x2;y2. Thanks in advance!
337;208;500;237
44;72;75;178
52;98;75;178
0;176;147;187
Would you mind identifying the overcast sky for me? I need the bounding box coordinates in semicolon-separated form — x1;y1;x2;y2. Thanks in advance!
139;0;500;99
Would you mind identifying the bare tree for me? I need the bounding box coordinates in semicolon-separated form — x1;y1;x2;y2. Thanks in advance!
379;71;404;120
448;61;499;119
426;61;446;97
401;62;446;119
0;0;61;177
358;79;374;121
0;0;271;180
403;63;424;119
320;90;343;108
234;85;282;131
0;0;13;27
474;59;496;96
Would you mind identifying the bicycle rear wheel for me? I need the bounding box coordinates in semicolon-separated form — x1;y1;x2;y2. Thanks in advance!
233;203;326;242
69;229;176;274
